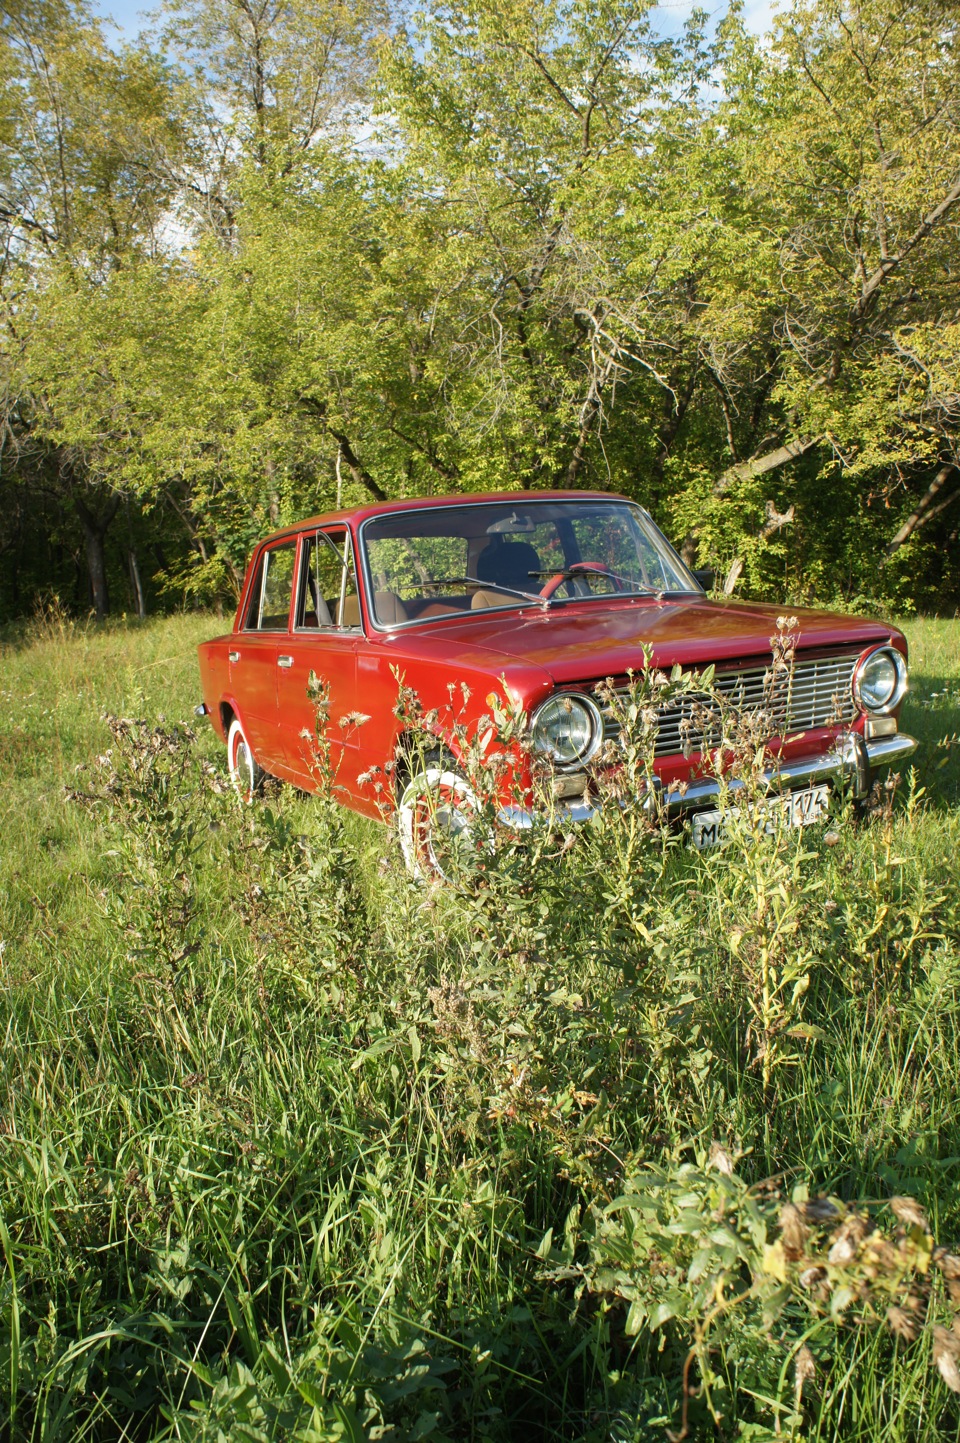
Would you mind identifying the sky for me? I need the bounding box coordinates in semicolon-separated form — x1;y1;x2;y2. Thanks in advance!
91;0;780;46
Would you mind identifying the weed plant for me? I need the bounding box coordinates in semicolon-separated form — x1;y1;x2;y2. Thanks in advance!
1;611;960;1441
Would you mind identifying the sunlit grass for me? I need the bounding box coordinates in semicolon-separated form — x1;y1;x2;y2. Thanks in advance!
1;611;959;1441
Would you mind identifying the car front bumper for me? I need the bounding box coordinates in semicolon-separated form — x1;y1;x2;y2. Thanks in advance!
498;731;919;829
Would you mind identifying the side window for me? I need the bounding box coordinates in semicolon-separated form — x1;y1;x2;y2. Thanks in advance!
243;542;296;630
296;530;361;630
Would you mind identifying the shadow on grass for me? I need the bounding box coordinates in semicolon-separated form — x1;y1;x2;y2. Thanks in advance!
900;677;960;810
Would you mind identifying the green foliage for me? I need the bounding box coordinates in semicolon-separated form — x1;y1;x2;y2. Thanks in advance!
2;0;959;617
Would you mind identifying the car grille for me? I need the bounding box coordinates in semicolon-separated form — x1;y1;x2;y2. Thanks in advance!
599;649;861;759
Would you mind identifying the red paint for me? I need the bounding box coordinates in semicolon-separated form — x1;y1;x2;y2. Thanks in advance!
197;491;909;818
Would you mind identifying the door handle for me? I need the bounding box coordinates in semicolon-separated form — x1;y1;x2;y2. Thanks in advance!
228;650;240;662
278;655;294;669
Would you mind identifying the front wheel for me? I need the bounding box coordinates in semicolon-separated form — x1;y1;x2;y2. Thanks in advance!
227;717;263;802
397;763;485;882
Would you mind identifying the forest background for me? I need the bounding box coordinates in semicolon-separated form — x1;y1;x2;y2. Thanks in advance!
1;0;959;624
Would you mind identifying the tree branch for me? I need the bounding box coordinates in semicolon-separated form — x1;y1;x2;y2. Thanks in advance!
854;171;960;321
298;396;387;502
883;463;959;559
714;435;823;496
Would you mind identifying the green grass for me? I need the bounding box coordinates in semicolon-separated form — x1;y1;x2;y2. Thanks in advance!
1;610;959;1442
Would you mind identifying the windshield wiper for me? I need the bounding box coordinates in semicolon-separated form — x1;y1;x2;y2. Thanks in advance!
463;576;546;607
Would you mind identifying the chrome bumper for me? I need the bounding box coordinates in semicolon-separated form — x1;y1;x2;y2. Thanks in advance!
499;732;918;829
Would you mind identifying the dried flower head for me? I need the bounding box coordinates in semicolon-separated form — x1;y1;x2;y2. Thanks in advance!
891;1195;928;1231
933;1326;960;1393
803;1197;841;1223
886;1306;918;1343
779;1203;810;1260
708;1141;735;1177
828;1213;871;1268
794;1345;816;1406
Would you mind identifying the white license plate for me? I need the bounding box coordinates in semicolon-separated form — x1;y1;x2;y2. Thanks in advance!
691;784;831;850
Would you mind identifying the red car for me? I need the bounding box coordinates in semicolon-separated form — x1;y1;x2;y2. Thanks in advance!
196;491;916;874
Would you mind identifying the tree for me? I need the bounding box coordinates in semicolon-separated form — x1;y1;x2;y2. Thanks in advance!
0;0;193;615
695;0;960;580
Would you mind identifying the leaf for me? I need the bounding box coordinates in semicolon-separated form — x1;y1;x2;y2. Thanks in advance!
649;1298;681;1329
762;1240;788;1283
536;1228;554;1259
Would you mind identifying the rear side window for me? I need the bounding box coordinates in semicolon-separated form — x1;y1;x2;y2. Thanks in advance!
243;542;296;630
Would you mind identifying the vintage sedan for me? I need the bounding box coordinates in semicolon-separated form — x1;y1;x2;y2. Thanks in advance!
196;491;917;874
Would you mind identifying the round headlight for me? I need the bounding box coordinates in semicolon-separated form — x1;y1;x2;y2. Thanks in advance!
853;646;907;714
531;693;601;768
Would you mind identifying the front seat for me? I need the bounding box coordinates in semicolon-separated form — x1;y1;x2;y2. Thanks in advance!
475;540;542;593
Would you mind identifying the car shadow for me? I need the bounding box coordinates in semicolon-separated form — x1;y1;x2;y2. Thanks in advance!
898;674;960;811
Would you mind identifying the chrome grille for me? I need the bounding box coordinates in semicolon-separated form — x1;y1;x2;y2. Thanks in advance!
600;650;860;759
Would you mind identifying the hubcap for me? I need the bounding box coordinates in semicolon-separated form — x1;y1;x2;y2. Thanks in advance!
406;775;480;882
231;732;255;798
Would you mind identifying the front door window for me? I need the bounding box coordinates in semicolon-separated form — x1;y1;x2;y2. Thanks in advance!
296;530;361;630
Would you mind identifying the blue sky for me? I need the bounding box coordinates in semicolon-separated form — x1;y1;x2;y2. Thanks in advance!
92;0;778;46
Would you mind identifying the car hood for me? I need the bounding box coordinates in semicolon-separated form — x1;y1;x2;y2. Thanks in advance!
405;596;898;686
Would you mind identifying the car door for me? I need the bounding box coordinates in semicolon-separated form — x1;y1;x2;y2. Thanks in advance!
229;539;296;773
277;528;362;793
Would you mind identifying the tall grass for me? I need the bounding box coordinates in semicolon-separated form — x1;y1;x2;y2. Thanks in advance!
1;610;959;1441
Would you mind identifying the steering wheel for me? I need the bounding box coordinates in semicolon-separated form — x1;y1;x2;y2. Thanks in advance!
538;560;623;601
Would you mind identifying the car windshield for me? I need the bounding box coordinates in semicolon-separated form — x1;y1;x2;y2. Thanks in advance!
360;499;699;628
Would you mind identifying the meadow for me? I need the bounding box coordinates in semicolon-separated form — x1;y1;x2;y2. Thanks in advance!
2;608;960;1442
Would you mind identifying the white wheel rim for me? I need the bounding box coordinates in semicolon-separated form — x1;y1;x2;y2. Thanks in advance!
229;725;256;800
399;767;482;881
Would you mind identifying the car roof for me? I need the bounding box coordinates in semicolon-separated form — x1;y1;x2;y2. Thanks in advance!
255;490;630;547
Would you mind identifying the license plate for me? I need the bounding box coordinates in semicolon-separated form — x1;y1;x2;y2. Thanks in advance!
691;784;831;850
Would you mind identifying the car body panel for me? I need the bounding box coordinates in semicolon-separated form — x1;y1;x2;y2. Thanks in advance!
197;491;913;819
392;596;902;684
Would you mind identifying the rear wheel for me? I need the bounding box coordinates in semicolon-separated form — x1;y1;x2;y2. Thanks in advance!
227;717;263;802
398;761;483;882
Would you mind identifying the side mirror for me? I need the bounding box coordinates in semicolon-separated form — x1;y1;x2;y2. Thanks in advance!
693;568;716;591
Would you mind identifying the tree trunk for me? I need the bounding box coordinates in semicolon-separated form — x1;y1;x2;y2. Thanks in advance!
85;524;109;618
125;500;147;618
128;547;146;618
73;490;121;620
